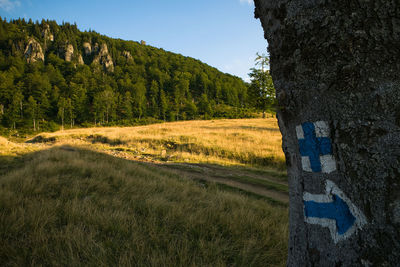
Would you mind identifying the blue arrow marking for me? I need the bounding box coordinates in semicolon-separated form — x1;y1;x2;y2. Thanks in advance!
298;122;333;172
303;180;367;243
304;194;356;235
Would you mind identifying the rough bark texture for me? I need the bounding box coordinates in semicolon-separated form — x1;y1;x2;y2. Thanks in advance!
254;1;400;266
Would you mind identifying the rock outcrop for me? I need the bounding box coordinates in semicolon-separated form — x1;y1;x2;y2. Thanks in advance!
64;44;85;65
122;51;132;60
24;38;44;63
77;54;84;65
93;43;114;72
63;44;83;65
83;42;92;56
65;44;74;62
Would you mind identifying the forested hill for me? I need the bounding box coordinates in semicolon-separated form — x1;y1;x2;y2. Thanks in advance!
0;18;253;132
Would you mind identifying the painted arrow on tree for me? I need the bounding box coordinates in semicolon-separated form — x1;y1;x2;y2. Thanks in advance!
303;180;367;243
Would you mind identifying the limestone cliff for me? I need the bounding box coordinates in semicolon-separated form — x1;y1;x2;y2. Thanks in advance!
93;43;114;72
24;38;44;63
83;42;92;55
65;44;74;62
64;44;84;65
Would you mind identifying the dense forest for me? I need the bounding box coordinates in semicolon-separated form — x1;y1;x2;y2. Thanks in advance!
0;18;270;134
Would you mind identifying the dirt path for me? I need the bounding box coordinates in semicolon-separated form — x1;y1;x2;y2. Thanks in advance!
154;162;289;204
82;147;289;204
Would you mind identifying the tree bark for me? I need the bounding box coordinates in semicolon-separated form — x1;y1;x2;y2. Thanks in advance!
255;1;400;266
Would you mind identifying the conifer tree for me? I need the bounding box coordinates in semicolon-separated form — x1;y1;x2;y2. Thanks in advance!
66;98;73;128
132;81;146;119
26;96;37;131
149;80;159;118
122;91;133;120
198;93;212;119
9;90;23;129
159;89;168;122
57;97;67;130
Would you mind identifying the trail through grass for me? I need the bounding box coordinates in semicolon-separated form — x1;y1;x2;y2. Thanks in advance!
0;146;288;266
0;118;289;266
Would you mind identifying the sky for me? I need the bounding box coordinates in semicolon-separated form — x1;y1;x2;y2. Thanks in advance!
0;0;268;82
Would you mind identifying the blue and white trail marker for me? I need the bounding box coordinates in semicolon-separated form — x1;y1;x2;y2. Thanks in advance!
296;121;336;173
303;180;367;243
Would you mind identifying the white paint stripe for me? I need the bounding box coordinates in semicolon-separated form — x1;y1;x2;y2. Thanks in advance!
320;154;337;174
296;125;304;139
303;180;367;244
314;121;330;138
303;192;331;203
301;156;312;172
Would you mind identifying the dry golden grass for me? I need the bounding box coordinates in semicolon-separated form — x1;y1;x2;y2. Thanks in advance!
0;136;39;158
34;118;286;173
0;142;288;266
0;118;289;266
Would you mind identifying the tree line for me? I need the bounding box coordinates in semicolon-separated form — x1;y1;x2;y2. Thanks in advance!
0;17;275;134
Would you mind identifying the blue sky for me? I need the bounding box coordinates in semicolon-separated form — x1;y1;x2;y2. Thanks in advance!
0;0;268;81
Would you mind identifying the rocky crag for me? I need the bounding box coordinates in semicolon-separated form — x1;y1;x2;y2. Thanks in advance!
24;38;44;63
17;24;115;71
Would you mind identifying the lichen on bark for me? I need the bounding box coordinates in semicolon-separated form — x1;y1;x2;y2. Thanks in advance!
255;0;400;265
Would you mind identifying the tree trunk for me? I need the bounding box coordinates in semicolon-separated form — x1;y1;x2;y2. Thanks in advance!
255;1;400;266
20;101;23;119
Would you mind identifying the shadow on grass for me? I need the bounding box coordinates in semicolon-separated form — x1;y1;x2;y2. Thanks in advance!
0;145;289;266
0;145;288;202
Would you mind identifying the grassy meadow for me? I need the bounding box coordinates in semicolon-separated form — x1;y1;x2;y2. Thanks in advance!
0;118;289;266
30;118;286;171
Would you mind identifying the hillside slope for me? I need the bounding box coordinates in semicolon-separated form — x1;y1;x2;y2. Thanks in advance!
0;17;252;132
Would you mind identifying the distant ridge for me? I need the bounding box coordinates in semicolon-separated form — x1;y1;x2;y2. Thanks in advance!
0;17;254;132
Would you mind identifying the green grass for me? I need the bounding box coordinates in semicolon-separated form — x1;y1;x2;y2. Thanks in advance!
0;146;288;266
